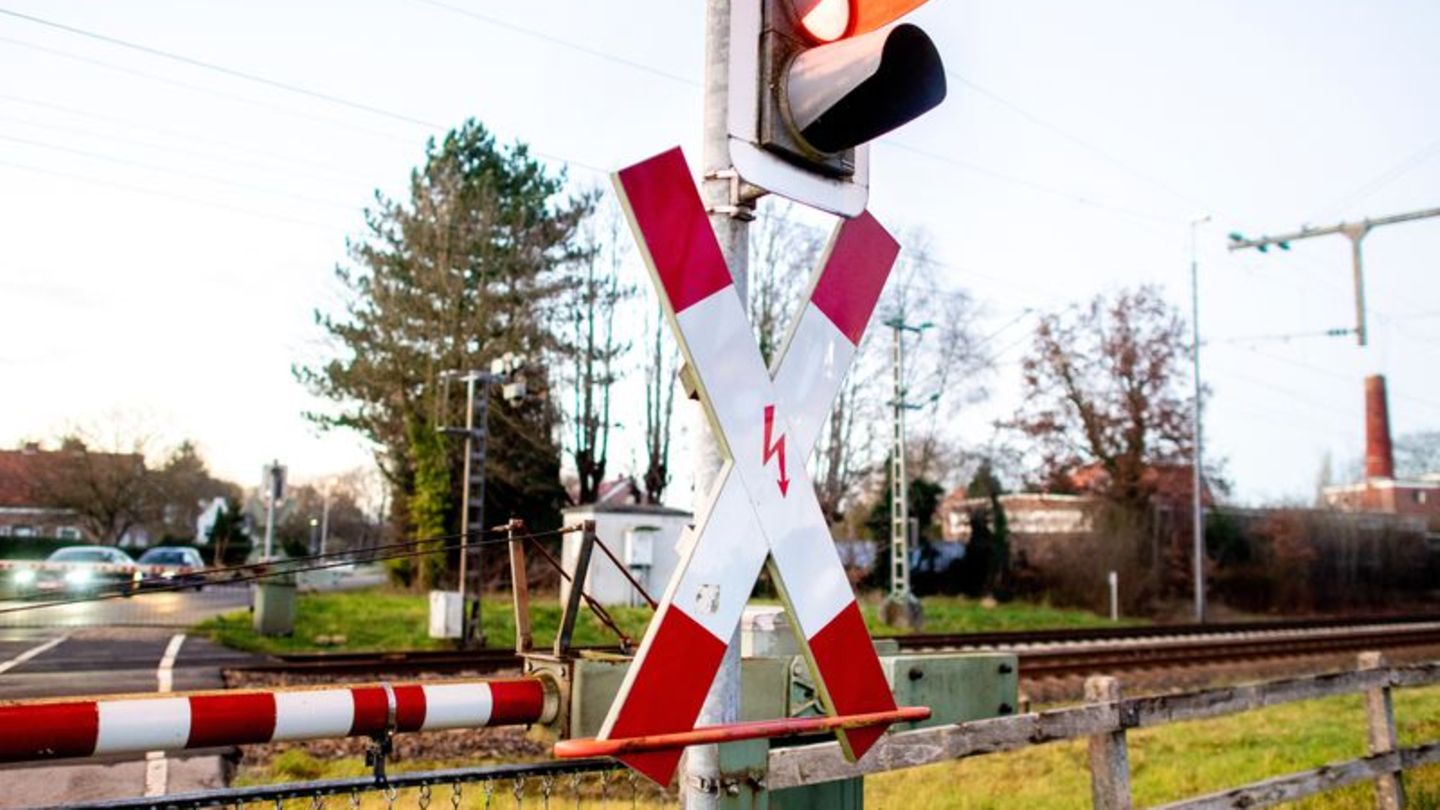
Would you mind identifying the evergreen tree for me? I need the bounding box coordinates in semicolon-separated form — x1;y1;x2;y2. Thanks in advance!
297;120;588;585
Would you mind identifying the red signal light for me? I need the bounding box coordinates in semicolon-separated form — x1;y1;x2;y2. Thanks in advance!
790;0;850;42
790;0;932;41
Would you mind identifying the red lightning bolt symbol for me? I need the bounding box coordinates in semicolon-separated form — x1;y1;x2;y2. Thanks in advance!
762;404;790;497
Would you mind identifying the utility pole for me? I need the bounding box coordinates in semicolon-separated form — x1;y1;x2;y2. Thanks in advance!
687;0;757;805
261;460;285;560
883;315;931;629
1227;205;1440;346
319;487;331;558
1190;215;1209;624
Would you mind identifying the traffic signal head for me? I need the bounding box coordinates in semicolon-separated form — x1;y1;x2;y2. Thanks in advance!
727;0;947;215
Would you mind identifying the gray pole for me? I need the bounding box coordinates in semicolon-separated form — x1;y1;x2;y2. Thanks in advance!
262;462;277;560
319;489;330;558
1190;216;1209;624
262;487;275;560
688;0;754;804
458;375;476;643
1342;225;1370;347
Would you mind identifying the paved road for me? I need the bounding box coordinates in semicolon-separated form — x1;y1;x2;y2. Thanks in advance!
0;583;252;630
0;566;387;806
0;625;260;807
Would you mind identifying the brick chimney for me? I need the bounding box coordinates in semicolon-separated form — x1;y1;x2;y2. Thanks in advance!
1364;374;1395;480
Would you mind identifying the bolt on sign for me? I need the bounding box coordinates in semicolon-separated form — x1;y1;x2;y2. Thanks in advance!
594;147;901;784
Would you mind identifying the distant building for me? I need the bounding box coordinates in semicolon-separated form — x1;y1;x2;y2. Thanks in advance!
1320;375;1440;523
0;444;88;541
559;502;691;607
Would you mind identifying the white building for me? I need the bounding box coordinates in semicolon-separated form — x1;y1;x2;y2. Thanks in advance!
559;503;692;607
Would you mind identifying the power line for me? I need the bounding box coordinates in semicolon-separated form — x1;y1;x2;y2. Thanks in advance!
878;138;1181;229
0;31;605;176
945;70;1213;215
0;158;346;232
0;110;371;189
0;132;361;212
1220;343;1440;413
0;93;380;183
408;0;698;86
1314;135;1440;221
0;35;418;145
0;6;440;130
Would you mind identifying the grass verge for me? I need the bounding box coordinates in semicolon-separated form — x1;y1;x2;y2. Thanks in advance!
866;684;1440;809
195;587;1127;655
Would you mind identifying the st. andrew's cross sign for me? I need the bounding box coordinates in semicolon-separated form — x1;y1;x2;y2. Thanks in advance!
594;148;902;785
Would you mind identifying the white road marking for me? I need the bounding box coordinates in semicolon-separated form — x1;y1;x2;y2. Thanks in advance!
143;633;186;798
0;633;68;675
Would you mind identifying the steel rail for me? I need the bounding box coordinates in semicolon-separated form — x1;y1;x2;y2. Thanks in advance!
233;614;1440;676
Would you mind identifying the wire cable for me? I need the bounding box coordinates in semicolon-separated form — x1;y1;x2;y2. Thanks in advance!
0;523;578;616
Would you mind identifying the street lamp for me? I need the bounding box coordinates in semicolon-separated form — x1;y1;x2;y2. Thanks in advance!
1190;214;1210;624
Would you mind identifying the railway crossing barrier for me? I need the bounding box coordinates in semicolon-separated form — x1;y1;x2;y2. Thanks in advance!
0;677;552;767
17;650;1438;808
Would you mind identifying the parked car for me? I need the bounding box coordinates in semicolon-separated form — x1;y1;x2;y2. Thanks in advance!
19;546;142;596
136;546;207;591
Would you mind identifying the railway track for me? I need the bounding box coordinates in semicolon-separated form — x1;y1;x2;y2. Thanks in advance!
230;614;1440;680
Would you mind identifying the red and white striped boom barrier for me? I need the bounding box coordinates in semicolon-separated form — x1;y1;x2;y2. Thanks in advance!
0;677;554;763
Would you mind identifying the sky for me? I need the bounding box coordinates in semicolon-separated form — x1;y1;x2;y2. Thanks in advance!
1;0;1437;509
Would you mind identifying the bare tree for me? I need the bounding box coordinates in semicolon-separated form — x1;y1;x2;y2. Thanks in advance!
32;428;155;546
1395;431;1440;479
747;202;823;365
641;304;678;505
881;233;990;485
560;202;635;504
1009;285;1195;511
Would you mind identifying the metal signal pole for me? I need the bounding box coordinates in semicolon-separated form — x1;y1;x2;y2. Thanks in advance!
889;323;912;602
440;363;524;649
1227;205;1440;346
883;316;931;628
688;1;757;804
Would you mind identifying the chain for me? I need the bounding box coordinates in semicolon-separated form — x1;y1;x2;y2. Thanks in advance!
482;779;496;810
349;789;361;810
568;773;582;810
628;770;639;810
512;776;525;809
385;784;398;810
540;774;554;810
450;780;463;810
418;782;432;810
311;793;325;810
598;771;609;805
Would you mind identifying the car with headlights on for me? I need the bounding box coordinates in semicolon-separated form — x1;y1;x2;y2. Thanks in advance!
136;546;207;591
24;546;141;596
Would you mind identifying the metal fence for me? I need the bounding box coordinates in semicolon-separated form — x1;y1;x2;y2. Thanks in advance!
45;759;675;810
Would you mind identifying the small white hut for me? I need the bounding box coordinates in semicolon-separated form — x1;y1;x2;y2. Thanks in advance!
560;503;691;607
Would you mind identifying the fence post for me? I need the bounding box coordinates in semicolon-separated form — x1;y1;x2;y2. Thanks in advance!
1086;675;1133;810
1359;651;1406;810
507;519;532;654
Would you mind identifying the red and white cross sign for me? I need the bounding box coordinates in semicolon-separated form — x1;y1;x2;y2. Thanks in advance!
596;148;901;784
